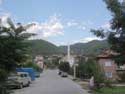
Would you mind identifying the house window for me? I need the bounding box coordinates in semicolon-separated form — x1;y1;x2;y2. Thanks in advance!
105;72;112;78
105;61;112;66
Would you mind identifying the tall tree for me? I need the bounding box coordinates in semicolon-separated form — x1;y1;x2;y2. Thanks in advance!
0;18;35;93
91;0;125;65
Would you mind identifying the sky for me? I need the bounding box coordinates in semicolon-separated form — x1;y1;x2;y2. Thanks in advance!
0;0;113;46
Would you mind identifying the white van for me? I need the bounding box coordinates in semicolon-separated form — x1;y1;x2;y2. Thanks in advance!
17;72;31;87
7;72;31;89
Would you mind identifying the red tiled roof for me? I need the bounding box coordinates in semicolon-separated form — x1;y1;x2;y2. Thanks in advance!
97;50;119;58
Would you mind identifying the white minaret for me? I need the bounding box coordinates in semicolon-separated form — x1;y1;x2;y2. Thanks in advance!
67;43;71;63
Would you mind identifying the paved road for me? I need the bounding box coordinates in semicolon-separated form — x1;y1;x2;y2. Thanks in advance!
13;70;89;94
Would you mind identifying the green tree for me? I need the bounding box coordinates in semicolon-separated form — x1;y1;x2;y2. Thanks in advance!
93;62;105;88
76;59;105;82
58;62;70;73
91;0;125;65
23;61;42;72
0;18;34;93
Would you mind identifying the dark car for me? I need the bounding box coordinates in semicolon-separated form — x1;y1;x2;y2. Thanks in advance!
58;70;62;75
61;72;68;77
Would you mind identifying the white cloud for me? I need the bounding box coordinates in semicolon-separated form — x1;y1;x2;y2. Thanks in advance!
81;26;86;30
27;22;42;33
77;37;103;43
0;13;11;27
66;20;91;31
101;22;111;30
67;21;79;27
0;14;64;39
28;15;64;39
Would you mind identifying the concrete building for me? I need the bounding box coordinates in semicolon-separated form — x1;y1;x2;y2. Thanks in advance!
34;55;44;69
96;50;125;81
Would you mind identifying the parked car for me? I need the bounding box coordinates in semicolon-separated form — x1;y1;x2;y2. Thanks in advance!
18;72;31;86
58;70;62;75
61;72;68;77
16;68;35;81
7;72;31;89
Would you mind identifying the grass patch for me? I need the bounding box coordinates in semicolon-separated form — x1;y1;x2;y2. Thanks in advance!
94;86;125;94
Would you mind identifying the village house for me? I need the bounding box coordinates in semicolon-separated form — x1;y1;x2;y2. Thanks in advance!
97;50;125;81
34;55;44;69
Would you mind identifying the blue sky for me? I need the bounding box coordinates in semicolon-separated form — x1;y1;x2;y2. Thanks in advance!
0;0;112;45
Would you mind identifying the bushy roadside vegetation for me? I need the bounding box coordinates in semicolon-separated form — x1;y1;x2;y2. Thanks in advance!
0;18;33;94
23;61;42;72
94;86;125;94
69;58;109;89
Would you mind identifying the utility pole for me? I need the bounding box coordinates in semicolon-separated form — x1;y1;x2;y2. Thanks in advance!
73;63;78;80
73;64;76;80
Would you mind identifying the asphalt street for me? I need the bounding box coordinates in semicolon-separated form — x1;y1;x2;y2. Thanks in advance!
13;70;89;94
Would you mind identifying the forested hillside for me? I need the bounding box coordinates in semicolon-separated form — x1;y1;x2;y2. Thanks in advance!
59;40;109;55
29;39;109;56
28;40;61;56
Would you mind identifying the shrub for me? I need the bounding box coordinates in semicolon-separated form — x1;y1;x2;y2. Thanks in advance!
58;62;70;73
23;62;42;72
117;72;125;82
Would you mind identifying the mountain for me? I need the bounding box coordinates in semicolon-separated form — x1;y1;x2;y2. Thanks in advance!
28;39;61;56
59;40;109;55
28;39;109;56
